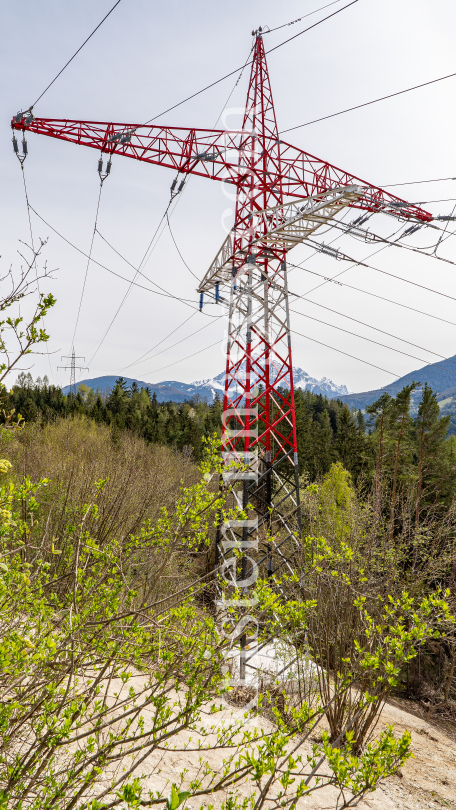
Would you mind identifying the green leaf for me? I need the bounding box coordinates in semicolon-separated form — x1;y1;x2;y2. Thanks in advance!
166;785;190;810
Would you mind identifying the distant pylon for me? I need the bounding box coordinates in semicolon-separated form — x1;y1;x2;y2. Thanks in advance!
58;348;88;396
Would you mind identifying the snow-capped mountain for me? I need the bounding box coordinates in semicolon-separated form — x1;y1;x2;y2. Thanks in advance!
189;366;350;401
65;367;350;402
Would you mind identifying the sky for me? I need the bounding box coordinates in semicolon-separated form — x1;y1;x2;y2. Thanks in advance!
2;0;456;394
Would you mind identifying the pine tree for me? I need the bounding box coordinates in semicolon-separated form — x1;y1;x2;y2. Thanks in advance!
334;404;366;478
312;409;335;476
383;383;417;541
414;383;452;522
366;392;393;516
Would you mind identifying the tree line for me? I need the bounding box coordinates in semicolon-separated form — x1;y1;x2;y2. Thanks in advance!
5;373;456;513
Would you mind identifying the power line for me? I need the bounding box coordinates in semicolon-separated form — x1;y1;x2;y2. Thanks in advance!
290;307;456;376
142;0;359;125
117;47;255;373
300;240;456;304
87;203;175;365
71;182;103;351
266;0;359;56
141;339;221;377
280;69;456;134
290;327;398;377
89;47;253;371
18;163;54;381
28;204;218;311
413;198;456;205
293;296;456;367
31;0;123;108
123;314;223;370
382;176;456;188
167;214;199;280
121;312;197;371
287;260;456;327
263;0;346;34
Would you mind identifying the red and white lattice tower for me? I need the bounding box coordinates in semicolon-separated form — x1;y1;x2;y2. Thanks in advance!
12;29;433;579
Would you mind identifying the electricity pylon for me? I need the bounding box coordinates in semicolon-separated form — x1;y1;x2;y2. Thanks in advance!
12;30;432;584
58;348;88;396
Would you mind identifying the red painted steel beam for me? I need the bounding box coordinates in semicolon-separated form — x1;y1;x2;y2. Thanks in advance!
11;116;433;223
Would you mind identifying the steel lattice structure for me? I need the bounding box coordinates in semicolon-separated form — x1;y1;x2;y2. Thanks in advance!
12;31;433;607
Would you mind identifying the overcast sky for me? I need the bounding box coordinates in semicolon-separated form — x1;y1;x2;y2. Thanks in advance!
2;0;456;393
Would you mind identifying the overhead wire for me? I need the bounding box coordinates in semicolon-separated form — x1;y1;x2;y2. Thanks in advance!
140;339;222;378
71;182;103;351
87;202;175;365
413;198;456;205
262;0;346;34
118;43;256;373
89;42;256;368
120;312;197;371
290;307;456;376
142;0;360;125
300;238;456;304
382;176;456;188
280;69;456;134
286;259;456;327
30;1;123;109
289;327;398;377
17;162;54;380
122;314;223;371
291;296;456;367
166;215;199;280
28;204;221;311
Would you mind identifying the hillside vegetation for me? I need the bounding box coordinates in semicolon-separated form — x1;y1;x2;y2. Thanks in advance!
1;373;456;808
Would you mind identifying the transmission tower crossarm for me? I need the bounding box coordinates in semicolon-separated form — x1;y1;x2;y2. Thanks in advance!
198;186;365;294
11;116;432;223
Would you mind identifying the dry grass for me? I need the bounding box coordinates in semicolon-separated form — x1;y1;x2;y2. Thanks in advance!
0;416;203;602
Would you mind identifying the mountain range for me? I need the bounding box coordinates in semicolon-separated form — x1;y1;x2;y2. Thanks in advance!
64;367;351;402
66;353;456;414
337;354;456;410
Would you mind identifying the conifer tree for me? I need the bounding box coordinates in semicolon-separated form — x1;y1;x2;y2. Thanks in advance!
384;383;417;540
335;404;366;477
414;383;452;522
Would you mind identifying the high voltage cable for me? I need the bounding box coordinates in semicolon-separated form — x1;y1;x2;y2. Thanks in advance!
287;260;456;327
293;296;456;367
332;216;456;255
87;202;176;365
290;307;456;376
413;198;456;205
85;43;253;373
18;164;54;380
71;183;103;351
263;0;346;34
141;339;222;377
122;314;222;371
117;51;255;372
142;0;359;125
120;312;197;371
166;214;199;280
289;215;456;303
280;70;456;134
382;176;456;188
30;0;123;108
28;204;222;313
289;327;398;376
123;322;400;382
303;240;456;304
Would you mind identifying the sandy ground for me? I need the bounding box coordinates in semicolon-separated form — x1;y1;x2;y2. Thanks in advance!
353;698;456;810
101;674;456;810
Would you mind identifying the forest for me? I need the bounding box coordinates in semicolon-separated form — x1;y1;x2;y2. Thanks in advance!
8;372;456;506
2;365;456;808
